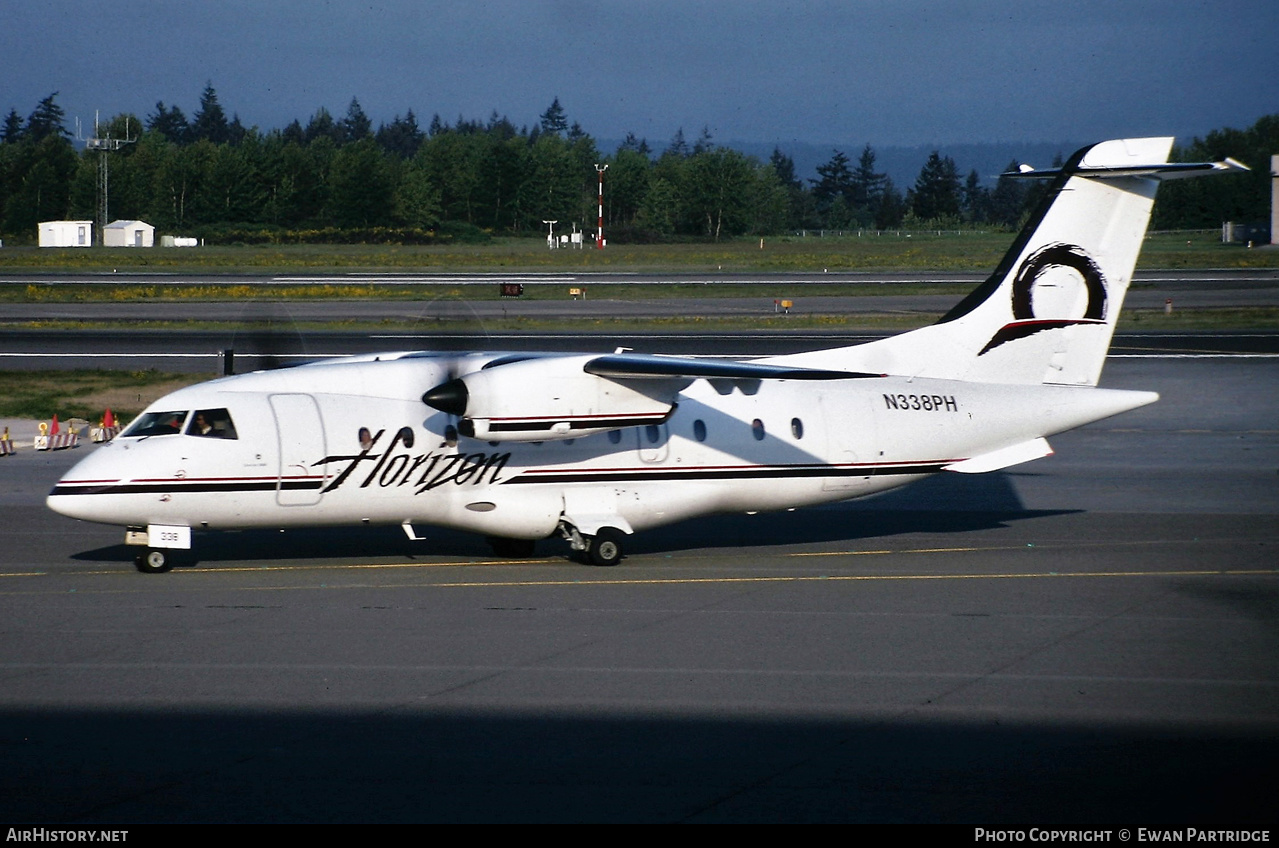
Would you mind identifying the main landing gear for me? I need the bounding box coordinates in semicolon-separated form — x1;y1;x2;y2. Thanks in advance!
559;522;626;567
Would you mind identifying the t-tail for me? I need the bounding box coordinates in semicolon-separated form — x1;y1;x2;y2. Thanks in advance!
777;137;1248;386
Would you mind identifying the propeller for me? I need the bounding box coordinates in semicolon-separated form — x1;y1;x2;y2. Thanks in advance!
225;299;309;374
412;294;490;444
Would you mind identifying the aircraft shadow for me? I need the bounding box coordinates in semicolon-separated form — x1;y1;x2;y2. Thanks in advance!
631;470;1075;556
2;706;1274;823
70;472;1075;566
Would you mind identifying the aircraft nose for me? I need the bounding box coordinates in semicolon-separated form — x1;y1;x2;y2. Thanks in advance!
422;378;468;416
45;444;126;522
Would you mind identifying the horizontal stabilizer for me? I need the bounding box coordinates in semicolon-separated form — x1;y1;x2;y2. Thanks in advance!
585;353;880;381
1005;158;1249;181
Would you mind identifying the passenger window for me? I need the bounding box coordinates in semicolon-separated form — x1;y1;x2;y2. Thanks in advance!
751;418;765;441
122;410;188;437
187;408;238;440
693;419;707;442
645;425;661;444
608;430;622;445
791;417;804;439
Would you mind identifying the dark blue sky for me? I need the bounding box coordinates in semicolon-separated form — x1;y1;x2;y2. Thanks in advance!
5;0;1276;149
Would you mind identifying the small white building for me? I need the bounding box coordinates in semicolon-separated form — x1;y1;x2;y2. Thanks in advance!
38;221;93;248
104;220;155;248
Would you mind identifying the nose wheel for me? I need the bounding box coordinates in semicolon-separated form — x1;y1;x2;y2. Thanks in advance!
134;549;174;574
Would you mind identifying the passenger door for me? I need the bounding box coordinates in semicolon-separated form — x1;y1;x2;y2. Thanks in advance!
269;394;329;506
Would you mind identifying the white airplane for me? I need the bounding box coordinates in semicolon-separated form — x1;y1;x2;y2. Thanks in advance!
47;137;1246;572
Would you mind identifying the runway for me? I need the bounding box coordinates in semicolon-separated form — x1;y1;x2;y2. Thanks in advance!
2;268;1278;372
1;348;1276;822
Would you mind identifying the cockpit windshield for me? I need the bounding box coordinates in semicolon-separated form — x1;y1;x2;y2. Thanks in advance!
186;408;238;440
120;410;188;438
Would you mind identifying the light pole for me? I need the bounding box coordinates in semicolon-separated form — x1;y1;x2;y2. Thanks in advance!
594;163;608;249
543;219;558;249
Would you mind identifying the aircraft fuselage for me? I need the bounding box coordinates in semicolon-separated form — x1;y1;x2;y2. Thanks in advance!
48;357;1153;542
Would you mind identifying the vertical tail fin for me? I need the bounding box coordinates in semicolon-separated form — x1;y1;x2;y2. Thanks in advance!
785;138;1247;386
937;137;1173;386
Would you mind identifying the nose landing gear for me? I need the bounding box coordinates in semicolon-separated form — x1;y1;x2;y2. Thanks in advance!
134;548;184;574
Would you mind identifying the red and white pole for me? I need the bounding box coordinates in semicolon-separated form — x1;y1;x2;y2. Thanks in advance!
595;163;608;249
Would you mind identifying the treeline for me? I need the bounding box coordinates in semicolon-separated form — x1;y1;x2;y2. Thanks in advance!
1;88;1274;243
1152;115;1279;231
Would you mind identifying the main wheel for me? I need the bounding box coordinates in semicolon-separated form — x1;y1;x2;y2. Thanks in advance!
588;527;625;567
135;548;174;574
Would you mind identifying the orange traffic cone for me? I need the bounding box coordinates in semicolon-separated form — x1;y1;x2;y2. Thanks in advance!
50;414;59;435
103;408;115;428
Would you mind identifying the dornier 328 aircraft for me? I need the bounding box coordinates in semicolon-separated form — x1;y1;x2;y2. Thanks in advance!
48;137;1246;572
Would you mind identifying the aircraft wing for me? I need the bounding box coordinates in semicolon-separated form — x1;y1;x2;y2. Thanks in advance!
583;353;881;381
424;353;882;442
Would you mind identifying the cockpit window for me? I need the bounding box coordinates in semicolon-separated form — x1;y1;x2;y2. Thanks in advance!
121;410;188;437
187;408;238;440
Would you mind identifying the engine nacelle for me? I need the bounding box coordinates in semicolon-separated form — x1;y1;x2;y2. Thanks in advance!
423;354;682;442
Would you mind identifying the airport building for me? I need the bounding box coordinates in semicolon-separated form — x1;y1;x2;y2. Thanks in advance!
37;220;94;247
103;219;155;248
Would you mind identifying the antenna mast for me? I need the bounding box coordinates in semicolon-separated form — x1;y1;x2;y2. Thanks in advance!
85;112;135;245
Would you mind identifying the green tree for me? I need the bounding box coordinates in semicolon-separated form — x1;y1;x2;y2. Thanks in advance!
539;97;568;136
962;169;990;224
664;128;689;158
261;136;329;226
151;139;214;228
420;129;484;224
910;151;961;222
684;147;755;241
603;147;652;230
770;147;813;231
638;176;678;236
340;98;372;145
747;162;790;235
2;109;24;143
515;133;579;232
304;107;340;146
190;84;229;145
203;133;266;223
2;132;78;234
811;150;854;226
875;178;906;228
851;144;885;222
395;147;443;228
988;160;1028;227
330;137;393;227
26;93;70;142
147;102;190;144
377;111;424;158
